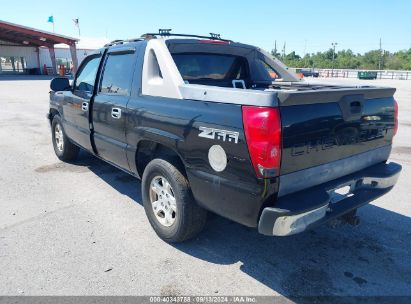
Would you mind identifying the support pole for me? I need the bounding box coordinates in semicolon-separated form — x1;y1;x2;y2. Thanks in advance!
69;43;78;75
48;46;57;75
11;57;16;72
36;47;41;74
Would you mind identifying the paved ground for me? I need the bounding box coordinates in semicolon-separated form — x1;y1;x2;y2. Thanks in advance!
0;76;410;298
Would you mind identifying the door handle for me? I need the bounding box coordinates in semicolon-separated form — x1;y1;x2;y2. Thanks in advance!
81;102;89;111
111;107;122;119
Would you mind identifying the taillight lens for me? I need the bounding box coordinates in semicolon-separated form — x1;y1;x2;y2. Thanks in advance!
199;40;230;45
242;106;282;178
394;99;398;136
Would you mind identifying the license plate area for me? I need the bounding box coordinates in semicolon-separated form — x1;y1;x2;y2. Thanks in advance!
329;182;355;204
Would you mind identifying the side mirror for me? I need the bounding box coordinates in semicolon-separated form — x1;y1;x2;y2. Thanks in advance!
50;77;71;92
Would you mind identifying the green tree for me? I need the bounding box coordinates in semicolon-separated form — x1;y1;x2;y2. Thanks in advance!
360;50;381;69
270;47;411;70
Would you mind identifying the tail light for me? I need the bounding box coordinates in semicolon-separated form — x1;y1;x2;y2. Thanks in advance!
394;99;398;136
199;40;230;45
242;106;282;178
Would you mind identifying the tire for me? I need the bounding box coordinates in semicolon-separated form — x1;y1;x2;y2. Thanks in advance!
51;115;79;162
142;158;207;243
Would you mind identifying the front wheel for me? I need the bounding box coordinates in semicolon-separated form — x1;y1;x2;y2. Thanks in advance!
51;115;79;161
142;158;207;243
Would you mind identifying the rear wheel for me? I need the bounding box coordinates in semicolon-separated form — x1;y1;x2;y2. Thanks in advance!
51;115;79;161
142;158;207;243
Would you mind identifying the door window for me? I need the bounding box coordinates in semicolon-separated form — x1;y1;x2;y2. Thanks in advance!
74;56;101;92
99;53;135;96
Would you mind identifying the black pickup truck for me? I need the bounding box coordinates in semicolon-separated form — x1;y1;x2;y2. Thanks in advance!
48;31;401;243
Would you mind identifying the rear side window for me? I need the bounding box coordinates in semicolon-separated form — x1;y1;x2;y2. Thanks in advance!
75;55;101;92
172;53;248;80
99;53;135;96
258;59;279;80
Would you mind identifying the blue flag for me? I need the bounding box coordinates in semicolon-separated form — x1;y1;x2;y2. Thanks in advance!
47;16;54;23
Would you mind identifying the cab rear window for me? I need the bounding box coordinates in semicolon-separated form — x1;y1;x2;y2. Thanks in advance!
172;53;248;81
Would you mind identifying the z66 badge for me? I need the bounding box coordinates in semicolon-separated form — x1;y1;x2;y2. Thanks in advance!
198;126;239;144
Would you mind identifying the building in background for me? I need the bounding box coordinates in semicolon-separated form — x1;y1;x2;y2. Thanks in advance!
39;37;109;75
0;20;108;76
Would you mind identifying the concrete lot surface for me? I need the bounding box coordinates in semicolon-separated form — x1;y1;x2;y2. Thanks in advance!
0;76;410;297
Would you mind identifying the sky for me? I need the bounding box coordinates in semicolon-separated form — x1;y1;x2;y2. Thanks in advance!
1;0;410;55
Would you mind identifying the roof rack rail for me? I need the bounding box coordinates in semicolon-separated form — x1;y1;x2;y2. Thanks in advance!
141;29;232;42
104;38;144;47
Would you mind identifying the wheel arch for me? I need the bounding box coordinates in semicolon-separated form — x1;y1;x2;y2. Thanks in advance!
48;108;61;125
134;139;187;179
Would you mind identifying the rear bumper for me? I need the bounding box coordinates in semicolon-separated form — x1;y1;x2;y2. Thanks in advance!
258;162;401;236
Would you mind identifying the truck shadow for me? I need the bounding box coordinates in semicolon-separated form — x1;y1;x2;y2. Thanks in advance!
177;208;411;298
71;151;143;201
76;152;411;298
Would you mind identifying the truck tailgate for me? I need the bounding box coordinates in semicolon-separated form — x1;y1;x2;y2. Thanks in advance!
278;86;396;196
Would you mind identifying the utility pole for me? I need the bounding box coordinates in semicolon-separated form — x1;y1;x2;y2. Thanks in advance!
379;38;383;70
274;40;277;56
282;41;286;59
331;42;338;77
303;39;307;68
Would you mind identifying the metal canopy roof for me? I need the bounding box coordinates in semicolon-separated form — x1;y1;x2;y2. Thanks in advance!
0;20;78;47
